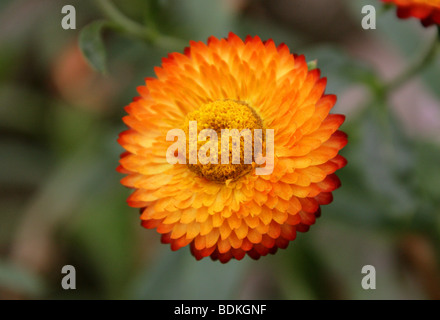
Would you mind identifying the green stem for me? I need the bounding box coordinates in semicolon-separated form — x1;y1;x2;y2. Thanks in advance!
95;0;186;49
385;33;439;92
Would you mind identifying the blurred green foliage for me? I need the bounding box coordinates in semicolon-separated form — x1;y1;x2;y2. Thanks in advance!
0;0;439;300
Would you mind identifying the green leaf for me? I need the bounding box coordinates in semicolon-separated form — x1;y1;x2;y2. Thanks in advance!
129;249;251;299
66;178;136;299
348;105;416;221
413;142;440;203
276;239;336;299
79;21;109;74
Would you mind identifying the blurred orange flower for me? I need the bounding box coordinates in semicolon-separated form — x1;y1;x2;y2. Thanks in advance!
51;42;118;112
383;0;440;26
117;33;347;263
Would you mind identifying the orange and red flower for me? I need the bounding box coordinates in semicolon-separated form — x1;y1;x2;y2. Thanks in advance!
383;0;440;26
117;32;347;263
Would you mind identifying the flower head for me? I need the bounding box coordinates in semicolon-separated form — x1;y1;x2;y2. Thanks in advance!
117;33;347;263
383;0;440;26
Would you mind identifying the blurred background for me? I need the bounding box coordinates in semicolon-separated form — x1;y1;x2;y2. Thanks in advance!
0;0;439;300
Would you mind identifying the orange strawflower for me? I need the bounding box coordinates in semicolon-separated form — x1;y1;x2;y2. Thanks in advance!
117;33;347;263
383;0;440;26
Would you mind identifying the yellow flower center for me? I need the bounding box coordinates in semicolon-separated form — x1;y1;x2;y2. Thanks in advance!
183;99;264;183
